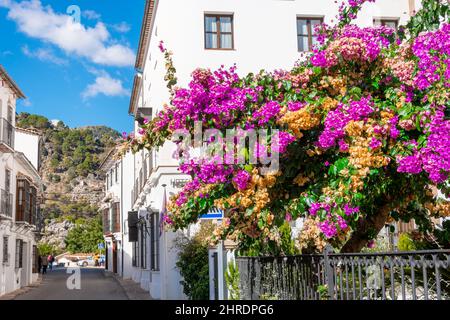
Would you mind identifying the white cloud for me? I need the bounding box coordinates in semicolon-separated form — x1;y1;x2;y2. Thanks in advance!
0;0;135;67
21;99;32;107
82;72;129;100
112;21;131;33
82;10;101;20
22;45;68;65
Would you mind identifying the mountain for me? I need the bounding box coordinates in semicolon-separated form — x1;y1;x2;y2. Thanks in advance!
16;112;120;252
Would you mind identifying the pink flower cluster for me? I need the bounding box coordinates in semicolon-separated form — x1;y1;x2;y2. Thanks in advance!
254;101;281;125
311;25;393;68
318;96;374;149
179;157;234;185
412;24;450;90
310;202;359;238
272;131;296;154
232;170;252;191
397;110;450;184
155;66;258;131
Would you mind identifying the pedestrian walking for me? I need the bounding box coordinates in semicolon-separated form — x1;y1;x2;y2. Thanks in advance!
41;256;48;274
47;254;53;271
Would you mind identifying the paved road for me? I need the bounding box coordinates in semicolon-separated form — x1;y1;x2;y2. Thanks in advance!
15;267;129;300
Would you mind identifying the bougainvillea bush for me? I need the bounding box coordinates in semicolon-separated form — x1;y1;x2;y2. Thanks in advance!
124;0;450;254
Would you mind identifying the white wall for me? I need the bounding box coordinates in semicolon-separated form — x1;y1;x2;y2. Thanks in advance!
14;131;40;171
141;0;412;117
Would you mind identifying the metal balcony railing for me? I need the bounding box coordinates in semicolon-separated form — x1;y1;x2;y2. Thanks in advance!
0;119;14;149
0;189;13;218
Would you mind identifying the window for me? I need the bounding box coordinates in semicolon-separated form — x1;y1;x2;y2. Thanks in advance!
32;245;38;273
29;186;37;225
112;202;120;233
5;169;10;193
133;237;140;268
297;17;323;52
140;224;147;269
2;169;12;217
16;179;31;223
15;239;23;269
204;14;234;50
115;163;119;183
7;105;13;123
150;212;160;271
2;236;9;264
374;18;398;29
103;208;110;234
110;169;113;187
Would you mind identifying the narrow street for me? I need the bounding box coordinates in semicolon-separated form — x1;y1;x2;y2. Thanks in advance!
14;268;128;300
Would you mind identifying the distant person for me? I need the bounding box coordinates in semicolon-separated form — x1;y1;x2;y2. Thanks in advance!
41;256;48;274
47;254;54;271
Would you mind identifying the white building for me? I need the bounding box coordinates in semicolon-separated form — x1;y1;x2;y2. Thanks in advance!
106;0;419;300
0;65;43;297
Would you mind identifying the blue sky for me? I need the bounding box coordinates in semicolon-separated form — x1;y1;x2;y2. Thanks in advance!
0;0;144;133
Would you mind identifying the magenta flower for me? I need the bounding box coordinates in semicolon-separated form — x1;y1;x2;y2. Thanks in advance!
163;215;173;225
369;138;382;150
158;40;165;52
232;170;251;191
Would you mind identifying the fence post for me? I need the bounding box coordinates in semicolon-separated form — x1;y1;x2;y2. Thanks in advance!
324;245;335;300
251;258;261;300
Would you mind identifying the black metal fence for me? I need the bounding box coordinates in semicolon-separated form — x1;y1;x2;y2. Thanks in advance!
236;248;450;300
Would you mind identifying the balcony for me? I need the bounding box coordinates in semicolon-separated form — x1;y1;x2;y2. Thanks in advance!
0;119;14;152
0;189;13;219
15;180;38;226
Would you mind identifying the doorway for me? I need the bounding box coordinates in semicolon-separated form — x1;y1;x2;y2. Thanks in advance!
20;242;28;287
112;240;118;273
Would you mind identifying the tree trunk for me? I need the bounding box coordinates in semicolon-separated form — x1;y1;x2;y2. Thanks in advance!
340;203;392;253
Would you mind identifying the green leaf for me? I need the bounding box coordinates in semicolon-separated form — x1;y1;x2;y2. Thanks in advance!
244;164;253;172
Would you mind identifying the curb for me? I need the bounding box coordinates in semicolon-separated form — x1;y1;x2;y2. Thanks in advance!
104;271;132;300
104;271;153;300
0;274;43;300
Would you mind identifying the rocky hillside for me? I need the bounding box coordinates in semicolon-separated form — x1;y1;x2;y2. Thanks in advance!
16;112;120;252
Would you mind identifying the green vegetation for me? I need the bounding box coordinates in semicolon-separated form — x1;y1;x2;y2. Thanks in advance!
398;233;417;251
16;112;119;178
44;198;99;220
16;113;52;130
37;242;60;256
225;261;240;300
65;215;104;254
175;222;214;300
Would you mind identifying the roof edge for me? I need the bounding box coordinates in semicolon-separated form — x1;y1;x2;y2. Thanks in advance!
0;65;26;99
134;0;155;70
